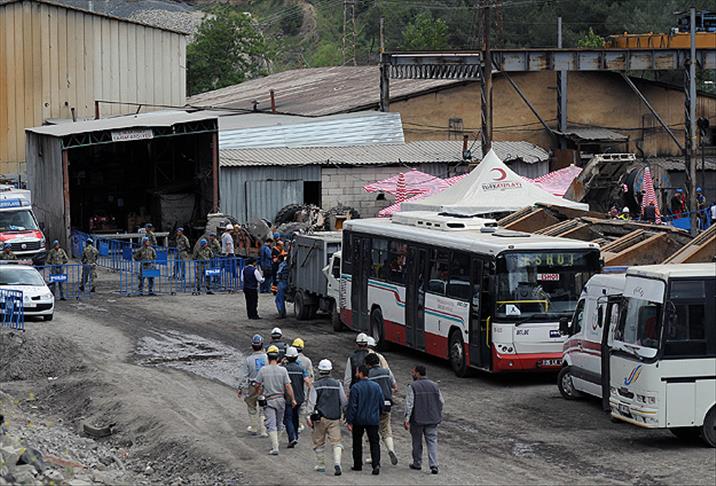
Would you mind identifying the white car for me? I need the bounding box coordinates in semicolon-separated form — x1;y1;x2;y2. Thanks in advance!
0;264;54;321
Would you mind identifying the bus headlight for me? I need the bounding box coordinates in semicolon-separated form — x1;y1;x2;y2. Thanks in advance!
496;344;514;354
636;393;657;405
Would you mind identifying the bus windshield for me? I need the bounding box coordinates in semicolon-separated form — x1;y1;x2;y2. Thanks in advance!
496;250;600;321
615;296;662;350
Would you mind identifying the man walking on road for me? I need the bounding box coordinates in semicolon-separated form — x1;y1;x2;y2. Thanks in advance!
283;346;308;448
306;359;346;476
254;345;297;455
239;334;268;437
344;333;370;393
242;257;264;320
269;327;288;361
346;365;384;475
365;353;398;465
404;365;443;475
46;240;69;300
367;336;390;369
79;238;99;292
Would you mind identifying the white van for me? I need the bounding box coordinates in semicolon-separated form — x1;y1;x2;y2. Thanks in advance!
558;272;626;401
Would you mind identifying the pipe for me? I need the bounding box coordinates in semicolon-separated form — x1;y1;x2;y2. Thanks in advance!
270;89;276;113
211;131;219;212
94;100;100;120
71;107;77;122
462;134;469;158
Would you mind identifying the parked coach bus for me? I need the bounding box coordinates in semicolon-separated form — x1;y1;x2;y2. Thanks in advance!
338;212;601;376
608;263;716;447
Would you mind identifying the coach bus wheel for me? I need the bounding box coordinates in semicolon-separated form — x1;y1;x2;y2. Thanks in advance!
294;291;309;320
700;407;716;448
448;330;469;377
370;308;389;352
557;366;583;400
331;301;343;332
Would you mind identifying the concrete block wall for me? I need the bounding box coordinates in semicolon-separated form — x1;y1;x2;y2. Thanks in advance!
321;163;459;218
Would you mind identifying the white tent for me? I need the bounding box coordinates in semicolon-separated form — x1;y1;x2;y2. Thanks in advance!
400;149;589;214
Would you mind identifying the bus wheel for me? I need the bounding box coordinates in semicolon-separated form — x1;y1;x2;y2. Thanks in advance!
294;291;309;320
557;366;583;400
700;407;716;448
448;330;469;377
370;308;389;352
331;301;343;332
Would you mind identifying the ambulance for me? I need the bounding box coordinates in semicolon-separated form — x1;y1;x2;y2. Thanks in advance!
0;186;47;264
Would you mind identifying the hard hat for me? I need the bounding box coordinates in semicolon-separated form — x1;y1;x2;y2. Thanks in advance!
273;232;280;240
200;238;208;246
292;338;304;349
209;232;217;237
266;345;280;355
225;223;234;230
318;359;333;372
52;240;59;246
697;186;702;192
356;333;369;345
176;227;184;233
145;223;153;228
366;336;377;348
142;236;150;243
285;346;299;358
251;334;264;346
3;243;11;249
271;327;282;337
86;238;94;244
622;207;630;213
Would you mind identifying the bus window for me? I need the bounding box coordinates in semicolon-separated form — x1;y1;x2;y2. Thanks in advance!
386;241;407;284
427;250;449;295
572;299;585;335
616;297;661;350
447;252;471;301
343;231;352;274
370;238;388;279
664;303;707;357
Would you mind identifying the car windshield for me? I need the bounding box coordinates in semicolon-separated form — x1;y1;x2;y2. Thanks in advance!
496;250;600;320
0;210;39;231
0;267;46;286
614;296;662;350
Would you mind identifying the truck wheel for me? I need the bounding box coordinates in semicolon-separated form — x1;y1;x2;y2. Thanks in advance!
294;291;309;320
370;308;389;352
700;407;716;448
557;366;583;400
331;301;343;332
449;329;469;377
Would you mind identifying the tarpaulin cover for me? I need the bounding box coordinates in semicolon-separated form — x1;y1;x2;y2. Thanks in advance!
531;165;582;197
363;168;449;196
378;172;467;217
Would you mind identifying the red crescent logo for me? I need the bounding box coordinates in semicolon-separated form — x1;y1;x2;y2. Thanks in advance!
491;168;507;181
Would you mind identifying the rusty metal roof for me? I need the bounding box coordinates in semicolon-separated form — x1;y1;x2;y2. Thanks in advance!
220;140;548;168
650;156;716;171
187;66;466;116
557;126;629;142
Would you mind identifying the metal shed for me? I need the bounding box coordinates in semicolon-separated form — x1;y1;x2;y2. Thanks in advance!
26;111;219;248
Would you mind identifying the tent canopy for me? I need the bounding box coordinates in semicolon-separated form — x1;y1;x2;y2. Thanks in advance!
363;168;449;196
401;149;589;215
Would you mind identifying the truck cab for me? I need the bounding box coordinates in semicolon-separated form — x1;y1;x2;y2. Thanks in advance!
0;191;46;264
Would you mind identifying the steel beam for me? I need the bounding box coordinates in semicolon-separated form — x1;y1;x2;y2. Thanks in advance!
498;69;556;143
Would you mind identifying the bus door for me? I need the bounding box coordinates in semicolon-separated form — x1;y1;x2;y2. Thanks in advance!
405;246;427;350
469;257;489;368
601;296;622;411
351;235;371;332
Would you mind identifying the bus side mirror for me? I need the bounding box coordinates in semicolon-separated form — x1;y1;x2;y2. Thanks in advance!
559;316;571;336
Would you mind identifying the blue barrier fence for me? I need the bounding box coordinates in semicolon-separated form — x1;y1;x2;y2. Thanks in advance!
35;263;94;300
0;288;25;331
118;256;246;296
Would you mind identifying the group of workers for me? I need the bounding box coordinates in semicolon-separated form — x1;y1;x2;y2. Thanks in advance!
240;328;443;477
239;238;290;320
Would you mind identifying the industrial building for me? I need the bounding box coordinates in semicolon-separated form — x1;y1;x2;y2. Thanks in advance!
0;0;187;176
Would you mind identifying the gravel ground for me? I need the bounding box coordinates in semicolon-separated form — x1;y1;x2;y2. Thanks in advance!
1;270;714;485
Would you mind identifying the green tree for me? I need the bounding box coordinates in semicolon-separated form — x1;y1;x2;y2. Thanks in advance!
400;12;449;50
576;27;605;48
187;5;270;96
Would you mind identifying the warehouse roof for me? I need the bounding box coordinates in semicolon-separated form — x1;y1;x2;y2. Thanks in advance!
188;66;466;116
556;126;629;142
650;156;716;171
220;140;549;168
26;110;217;137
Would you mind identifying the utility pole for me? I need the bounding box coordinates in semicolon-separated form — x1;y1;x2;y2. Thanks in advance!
686;5;698;235
557;17;568;148
480;0;492;156
379;16;390;112
342;0;357;66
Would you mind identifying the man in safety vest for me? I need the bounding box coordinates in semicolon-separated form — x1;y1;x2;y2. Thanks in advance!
343;333;370;394
366;352;398;466
238;334;268;437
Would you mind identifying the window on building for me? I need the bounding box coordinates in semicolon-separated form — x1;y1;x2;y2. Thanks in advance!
448;118;464;140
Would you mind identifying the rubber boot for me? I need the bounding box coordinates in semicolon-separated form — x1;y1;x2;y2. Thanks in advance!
384;437;398;465
314;448;326;472
268;431;280;455
333;446;343;476
259;414;268;437
247;412;259;435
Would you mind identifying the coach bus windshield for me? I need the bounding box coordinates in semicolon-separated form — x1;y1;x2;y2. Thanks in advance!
496;250;600;321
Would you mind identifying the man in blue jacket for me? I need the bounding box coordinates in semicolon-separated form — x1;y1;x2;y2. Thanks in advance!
259;238;273;293
346;365;384;475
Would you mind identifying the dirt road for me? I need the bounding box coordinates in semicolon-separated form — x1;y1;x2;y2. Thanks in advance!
2;279;714;485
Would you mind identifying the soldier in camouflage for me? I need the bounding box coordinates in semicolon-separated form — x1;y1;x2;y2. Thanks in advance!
134;237;157;295
144;223;158;246
207;232;222;288
80;238;99;292
0;243;16;260
173;227;191;280
193;238;214;295
46;240;69;300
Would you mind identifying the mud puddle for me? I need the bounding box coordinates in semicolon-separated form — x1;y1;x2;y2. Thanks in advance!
135;330;246;388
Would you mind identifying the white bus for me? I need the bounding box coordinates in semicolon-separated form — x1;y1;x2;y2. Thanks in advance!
339;212;601;376
609;263;716;447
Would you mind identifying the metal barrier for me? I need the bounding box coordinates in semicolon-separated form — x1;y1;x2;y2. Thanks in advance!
118;256;246;296
0;289;25;331
35;264;94;300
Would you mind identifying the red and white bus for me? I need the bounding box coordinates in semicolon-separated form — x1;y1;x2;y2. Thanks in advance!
339;212;601;376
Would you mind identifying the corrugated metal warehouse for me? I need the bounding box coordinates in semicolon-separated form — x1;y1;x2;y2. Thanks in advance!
0;0;187;175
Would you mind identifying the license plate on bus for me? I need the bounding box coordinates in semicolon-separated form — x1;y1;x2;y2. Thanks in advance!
618;403;630;416
537;359;562;367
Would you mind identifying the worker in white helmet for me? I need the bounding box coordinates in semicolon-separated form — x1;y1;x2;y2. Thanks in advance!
343;333;370;394
305;359;347;475
366;336;390;370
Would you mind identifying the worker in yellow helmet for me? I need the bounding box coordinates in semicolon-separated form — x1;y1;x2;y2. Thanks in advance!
292;337;314;433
